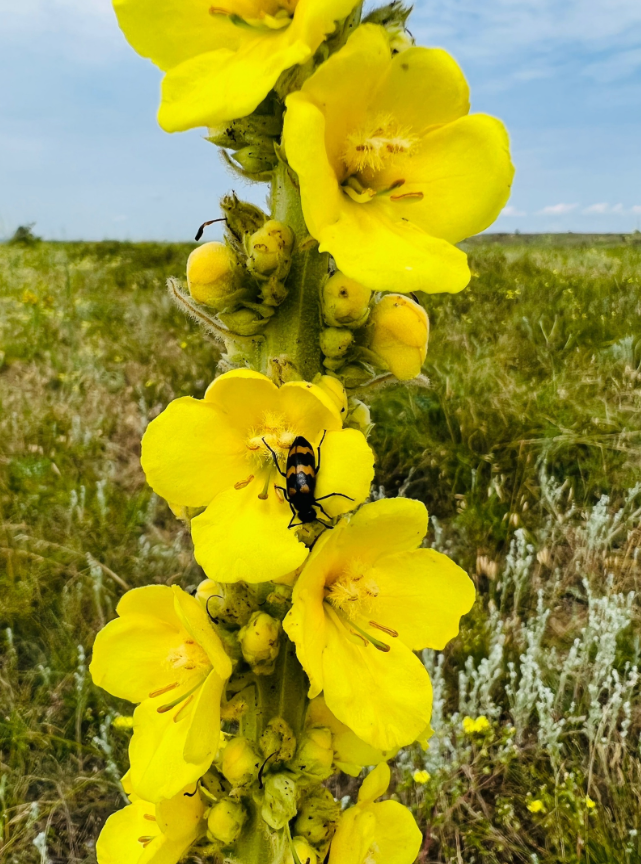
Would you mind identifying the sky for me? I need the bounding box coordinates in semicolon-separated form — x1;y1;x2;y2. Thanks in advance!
1;0;640;241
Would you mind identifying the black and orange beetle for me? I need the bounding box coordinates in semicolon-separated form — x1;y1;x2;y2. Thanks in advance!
262;430;354;528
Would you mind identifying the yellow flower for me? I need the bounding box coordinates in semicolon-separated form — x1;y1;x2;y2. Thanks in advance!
527;800;544;814
141;369;374;584
306;695;394;777
368;294;429;380
113;0;361;132
90;585;232;802
412;770;430;784
283;498;475;750
585;795;597;810
328;763;422;864
283;25;514;294
462;715;490;735
96;782;205;864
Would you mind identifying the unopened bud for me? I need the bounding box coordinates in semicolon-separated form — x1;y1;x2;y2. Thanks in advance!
260;274;289;307
262;584;293;621
207;115;281;150
287;727;334;782
286;837;318;864
221;737;262;787
247;220;294;278
220;195;266;242
218;307;270;337
320;327;354;360
261;773;298;830
232;143;277;174
322;272;371;328
197;580;256;627
339;364;375;389
313;375;348;417
260;717;296;763
294;787;340;848
207;799;246;845
187;242;240;309
368;293;429;380
238;611;281;675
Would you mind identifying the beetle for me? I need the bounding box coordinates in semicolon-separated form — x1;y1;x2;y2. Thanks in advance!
262;430;354;528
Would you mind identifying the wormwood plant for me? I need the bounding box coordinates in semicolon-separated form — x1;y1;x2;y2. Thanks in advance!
89;2;513;863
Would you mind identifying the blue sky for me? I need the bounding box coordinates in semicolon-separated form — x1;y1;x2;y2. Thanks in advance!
1;0;640;240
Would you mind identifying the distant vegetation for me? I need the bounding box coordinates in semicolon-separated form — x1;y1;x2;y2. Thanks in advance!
1;237;640;863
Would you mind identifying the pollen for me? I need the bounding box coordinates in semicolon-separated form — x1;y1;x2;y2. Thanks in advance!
326;559;379;618
343;115;417;177
246;411;296;468
165;640;210;678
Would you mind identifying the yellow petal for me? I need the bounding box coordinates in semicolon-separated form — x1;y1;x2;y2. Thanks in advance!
318;201;471;294
204;369;280;434
172;587;232;679
367;800;423;864
322;609;433;751
116;585;179;626
129;691;217;803
113;0;243;71
183;669;225;764
96;800;160;864
357;762;390;803
90;614;183;704
377;114;515;245
373;45;470;131
307;696;391;776
313;429;375;518
339;498;428;563
191;478;307;583
141;397;244;507
279;380;343;437
156;786;205;843
329;808;376;864
369;549;476;650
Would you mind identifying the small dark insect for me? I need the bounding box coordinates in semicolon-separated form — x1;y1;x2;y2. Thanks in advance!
262;430;354;529
194;217;227;241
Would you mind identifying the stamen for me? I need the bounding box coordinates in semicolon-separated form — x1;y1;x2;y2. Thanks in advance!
173;694;195;722
369;620;399;637
258;473;271;500
143;814;157;822
390;191;424;202
274;485;285;503
138;836;154;847
234;475;254;490
209;6;232;14
148;681;179;699
326;603;390;652
157;678;205;713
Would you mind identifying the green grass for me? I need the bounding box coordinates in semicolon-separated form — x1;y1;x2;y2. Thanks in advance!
1;236;640;863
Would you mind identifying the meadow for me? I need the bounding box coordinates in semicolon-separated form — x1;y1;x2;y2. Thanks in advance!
1;233;640;863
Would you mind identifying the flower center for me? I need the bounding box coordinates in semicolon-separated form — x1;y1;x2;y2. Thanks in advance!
343;116;417;177
325;559;379;619
245;411;296;470
166;639;210;677
209;0;297;30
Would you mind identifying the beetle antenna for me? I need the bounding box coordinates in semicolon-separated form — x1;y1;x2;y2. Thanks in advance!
195;217;227;241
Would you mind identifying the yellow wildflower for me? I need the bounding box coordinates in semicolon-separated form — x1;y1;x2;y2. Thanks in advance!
141;369;374;584
90;585;232;802
112;715;134;730
283;25;514;294
462;715;491;735
113;0;361;132
284;498;475;750
585;795;597;810
368;294;429;380
527;800;544;814
413;770;430;784
328;763;422;864
96;782;205;864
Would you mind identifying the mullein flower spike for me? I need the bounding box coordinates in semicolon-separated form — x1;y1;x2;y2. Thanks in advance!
94;1;512;860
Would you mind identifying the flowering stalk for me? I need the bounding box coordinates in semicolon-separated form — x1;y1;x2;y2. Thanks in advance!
92;3;514;863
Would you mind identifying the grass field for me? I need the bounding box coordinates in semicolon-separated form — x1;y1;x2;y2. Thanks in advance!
1;234;640;863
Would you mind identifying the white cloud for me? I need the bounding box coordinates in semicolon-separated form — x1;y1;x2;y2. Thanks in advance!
632;205;641;215
501;205;527;217
583;203;610;214
538;203;578;215
583;203;631;215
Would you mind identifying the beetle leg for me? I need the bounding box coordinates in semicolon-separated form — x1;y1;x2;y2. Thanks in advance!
315;492;355;502
316;429;327;473
261;437;287;477
315;502;333;520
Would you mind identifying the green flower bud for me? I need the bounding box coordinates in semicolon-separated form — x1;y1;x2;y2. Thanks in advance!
247;220;294;278
218;307;270;337
346;398;373;437
259;717;296;763
232;143;277;174
261;773;298;830
238;611;281;675
320;327;354;360
294;787;340;849
207;799;246;846
220;194;266;252
339;364;376;389
221;737;262;787
262;584;293;621
286;837;318;864
322;272;371;328
287;727;334;782
207;115;281;150
197;580;256;627
260;274;289;307
187;242;241;309
200;770;228;802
